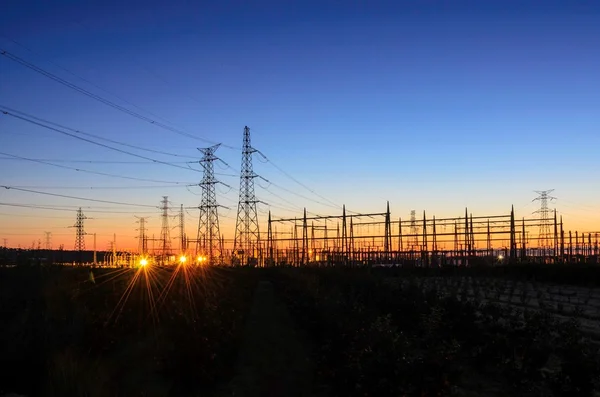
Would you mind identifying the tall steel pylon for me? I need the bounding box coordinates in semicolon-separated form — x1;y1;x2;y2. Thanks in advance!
533;189;556;254
74;208;86;251
135;216;149;255
197;144;224;264
159;196;172;263
234;126;261;266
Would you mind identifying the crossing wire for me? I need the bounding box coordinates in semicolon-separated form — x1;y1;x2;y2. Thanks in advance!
0;49;238;149
1;186;158;208
0;152;194;185
0;108;208;173
0;105;198;159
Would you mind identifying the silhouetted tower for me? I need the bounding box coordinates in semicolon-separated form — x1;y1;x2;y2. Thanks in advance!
159;196;171;263
74;208;86;251
234;126;260;266
197;144;223;264
533;189;556;254
409;210;418;251
135;216;149;255
44;231;52;250
178;204;186;254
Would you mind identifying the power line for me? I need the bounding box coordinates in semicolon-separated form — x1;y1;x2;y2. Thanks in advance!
1;186;158;208
0;49;237;149
0;158;191;164
256;149;343;209
0;108;207;173
0;105;198;159
8;185;189;190
0;152;194;184
0;203;156;214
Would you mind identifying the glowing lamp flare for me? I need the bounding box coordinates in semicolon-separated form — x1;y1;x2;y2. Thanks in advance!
140;259;148;266
179;255;187;263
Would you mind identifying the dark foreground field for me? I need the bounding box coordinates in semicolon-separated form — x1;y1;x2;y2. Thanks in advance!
1;265;599;397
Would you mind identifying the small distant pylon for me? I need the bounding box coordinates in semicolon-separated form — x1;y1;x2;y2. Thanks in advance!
409;210;417;251
233;126;261;266
197;144;225;264
74;208;86;251
533;189;556;255
159;196;172;263
44;231;52;250
135;216;149;255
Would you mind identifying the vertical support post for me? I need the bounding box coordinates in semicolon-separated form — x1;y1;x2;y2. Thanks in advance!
349;217;355;265
432;216;437;266
510;205;516;263
553;209;558;262
384;201;391;262
522;218;526;261
267;211;273;266
569;230;573;263
341;205;347;264
301;208;308;266
487;219;491;257
93;233;97;266
560;217;564;263
422;211;428;267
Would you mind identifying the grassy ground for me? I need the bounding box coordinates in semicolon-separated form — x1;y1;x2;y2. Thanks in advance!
217;280;315;397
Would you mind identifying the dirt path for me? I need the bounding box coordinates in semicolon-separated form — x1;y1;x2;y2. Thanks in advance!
216;280;314;397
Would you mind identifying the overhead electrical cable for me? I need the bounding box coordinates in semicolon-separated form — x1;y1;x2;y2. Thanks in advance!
1;186;158;208
0;202;157;214
0;49;238;149
0;108;206;173
0;152;194;184
0;105;198;159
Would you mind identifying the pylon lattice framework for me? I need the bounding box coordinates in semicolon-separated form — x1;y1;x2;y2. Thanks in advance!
233;126;261;265
196;144;223;264
533;189;556;251
160;196;171;261
136;216;148;255
74;207;86;251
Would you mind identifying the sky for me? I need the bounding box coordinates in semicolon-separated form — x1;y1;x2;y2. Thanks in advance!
1;0;599;250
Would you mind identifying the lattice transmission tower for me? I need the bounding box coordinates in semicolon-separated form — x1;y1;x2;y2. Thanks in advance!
135;216;149;255
74;208;86;251
234;126;261;266
533;189;556;253
44;231;52;250
159;196;172;263
409;210;418;250
196;144;224;264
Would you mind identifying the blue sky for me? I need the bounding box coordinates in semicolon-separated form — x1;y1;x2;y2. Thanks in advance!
1;0;599;249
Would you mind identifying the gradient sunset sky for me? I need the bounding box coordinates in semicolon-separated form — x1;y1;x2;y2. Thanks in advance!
1;0;599;250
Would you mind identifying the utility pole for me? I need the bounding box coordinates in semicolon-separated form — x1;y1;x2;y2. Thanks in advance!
533;189;556;256
197;144;225;264
2;238;7;247
93;233;97;266
233;126;260;266
160;196;171;264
